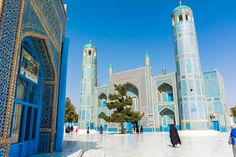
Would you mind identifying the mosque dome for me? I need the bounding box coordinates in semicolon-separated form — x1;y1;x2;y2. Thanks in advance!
172;0;191;14
172;4;191;14
83;41;96;49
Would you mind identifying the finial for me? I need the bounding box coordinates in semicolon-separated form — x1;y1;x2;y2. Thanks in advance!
162;67;166;75
179;0;182;6
145;51;149;58
89;40;92;43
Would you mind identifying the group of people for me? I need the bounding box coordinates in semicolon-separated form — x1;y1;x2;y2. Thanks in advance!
65;125;79;133
65;123;236;156
170;123;236;156
133;124;143;134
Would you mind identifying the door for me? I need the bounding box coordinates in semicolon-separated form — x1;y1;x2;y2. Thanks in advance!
213;121;220;131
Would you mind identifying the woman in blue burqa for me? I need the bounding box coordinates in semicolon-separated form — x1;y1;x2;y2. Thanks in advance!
229;126;236;157
169;124;181;148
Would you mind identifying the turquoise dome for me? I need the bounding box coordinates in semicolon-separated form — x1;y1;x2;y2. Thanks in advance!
172;5;191;14
83;43;96;49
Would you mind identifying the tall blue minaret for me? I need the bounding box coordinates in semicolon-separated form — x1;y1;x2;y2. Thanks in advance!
79;41;97;129
172;2;208;130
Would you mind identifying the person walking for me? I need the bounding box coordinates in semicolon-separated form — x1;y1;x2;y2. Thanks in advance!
70;125;74;132
87;126;90;134
136;123;139;134
133;124;136;133
169;124;181;148
229;125;236;157
100;125;103;134
140;125;143;134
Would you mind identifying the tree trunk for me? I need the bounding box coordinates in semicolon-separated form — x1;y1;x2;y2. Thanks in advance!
121;123;125;134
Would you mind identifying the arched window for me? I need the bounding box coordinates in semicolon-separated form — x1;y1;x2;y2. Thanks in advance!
88;50;92;56
98;93;107;107
12;38;42;144
157;83;174;103
179;15;183;22
185;14;189;21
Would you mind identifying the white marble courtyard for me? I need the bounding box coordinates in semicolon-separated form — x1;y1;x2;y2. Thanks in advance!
33;130;233;157
63;130;232;157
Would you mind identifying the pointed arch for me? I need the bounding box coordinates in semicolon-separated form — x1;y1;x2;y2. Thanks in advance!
122;81;140;112
159;108;175;132
98;93;107;100
157;82;174;103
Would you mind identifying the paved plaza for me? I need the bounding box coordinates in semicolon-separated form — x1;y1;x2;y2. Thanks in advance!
59;131;232;157
32;131;233;157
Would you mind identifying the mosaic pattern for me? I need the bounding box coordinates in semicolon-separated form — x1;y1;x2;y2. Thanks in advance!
31;38;55;81
38;133;50;153
22;0;46;36
22;0;59;76
0;0;23;154
34;0;62;47
53;0;66;29
0;143;8;157
172;5;207;129
40;85;54;128
0;0;66;155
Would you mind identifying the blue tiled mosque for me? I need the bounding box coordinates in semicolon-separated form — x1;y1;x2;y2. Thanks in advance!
78;3;229;133
0;0;68;156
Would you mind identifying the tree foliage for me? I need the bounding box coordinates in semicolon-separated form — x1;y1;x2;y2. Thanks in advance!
64;97;78;123
231;106;236;117
98;84;144;134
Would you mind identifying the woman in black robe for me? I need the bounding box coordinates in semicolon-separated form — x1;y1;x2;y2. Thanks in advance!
169;124;181;147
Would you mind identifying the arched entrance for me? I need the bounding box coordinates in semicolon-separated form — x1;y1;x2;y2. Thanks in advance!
125;83;140;132
10;36;57;156
157;83;174;103
160;108;175;132
126;83;139;112
97;93;108;131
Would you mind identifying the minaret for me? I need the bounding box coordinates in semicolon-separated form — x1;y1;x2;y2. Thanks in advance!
79;41;97;129
108;64;113;93
172;2;208;130
145;52;150;66
144;52;154;129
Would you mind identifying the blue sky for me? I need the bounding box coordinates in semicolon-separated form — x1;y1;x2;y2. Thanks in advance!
63;0;236;109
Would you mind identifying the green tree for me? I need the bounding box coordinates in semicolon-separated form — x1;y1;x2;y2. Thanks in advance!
98;84;144;134
64;97;78;123
231;106;236;117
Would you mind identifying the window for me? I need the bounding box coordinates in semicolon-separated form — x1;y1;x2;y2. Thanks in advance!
16;78;28;101
25;107;32;141
12;42;41;145
32;108;38;139
102;99;107;107
179;15;183;22
168;93;174;102
185;14;189;21
88;50;92;55
11;104;23;143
